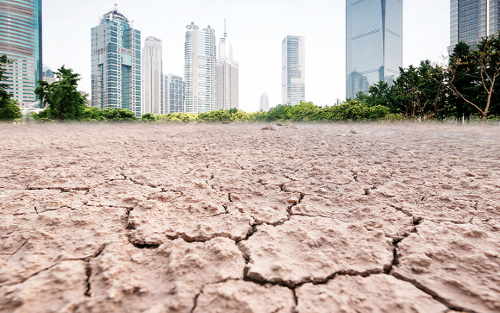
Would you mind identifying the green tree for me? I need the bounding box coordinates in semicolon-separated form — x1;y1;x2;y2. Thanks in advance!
0;55;20;120
35;66;86;121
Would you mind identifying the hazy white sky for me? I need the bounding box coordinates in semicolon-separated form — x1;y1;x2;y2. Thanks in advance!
43;0;450;112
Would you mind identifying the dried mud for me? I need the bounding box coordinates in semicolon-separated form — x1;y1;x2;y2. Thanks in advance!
0;123;499;313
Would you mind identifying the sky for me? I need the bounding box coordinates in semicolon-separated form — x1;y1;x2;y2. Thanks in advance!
43;0;450;112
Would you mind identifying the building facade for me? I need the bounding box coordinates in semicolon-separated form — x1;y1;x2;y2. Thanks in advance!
0;0;42;108
42;65;56;85
216;23;239;110
346;0;403;99
184;22;216;114
282;35;305;105
260;92;269;111
449;0;500;54
91;5;141;116
164;74;185;114
142;36;163;115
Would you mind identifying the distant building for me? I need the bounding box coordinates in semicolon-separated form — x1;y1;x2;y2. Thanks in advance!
142;36;163;115
260;92;269;111
216;20;239;110
91;5;141;116
184;22;216;114
449;0;500;54
42;65;56;85
346;0;403;98
164;74;185;114
282;35;305;105
0;0;42;108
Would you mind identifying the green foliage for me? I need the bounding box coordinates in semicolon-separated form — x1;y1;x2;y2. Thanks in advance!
156;112;198;123
0;55;20;120
141;113;156;122
34;66;86;121
197;109;250;122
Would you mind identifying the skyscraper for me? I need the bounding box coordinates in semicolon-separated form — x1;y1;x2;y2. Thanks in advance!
346;0;403;99
0;0;42;108
184;22;216;114
282;35;305;105
42;65;56;85
449;0;500;54
216;20;239;110
260;92;269;111
91;5;141;116
142;36;163;115
164;74;185;114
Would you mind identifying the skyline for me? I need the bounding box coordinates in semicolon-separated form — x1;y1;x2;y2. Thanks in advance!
41;0;450;112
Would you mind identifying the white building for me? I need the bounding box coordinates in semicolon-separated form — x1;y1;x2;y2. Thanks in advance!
282;35;305;105
184;22;216;114
260;92;269;111
216;21;239;110
142;36;163;115
164;74;185;114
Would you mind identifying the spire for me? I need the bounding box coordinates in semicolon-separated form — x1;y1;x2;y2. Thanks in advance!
224;19;227;38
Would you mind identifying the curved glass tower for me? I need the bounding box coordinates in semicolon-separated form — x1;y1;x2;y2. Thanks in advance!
0;0;42;108
91;5;141;117
346;0;403;99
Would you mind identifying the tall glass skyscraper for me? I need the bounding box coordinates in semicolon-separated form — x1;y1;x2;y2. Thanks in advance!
449;0;500;54
282;35;305;105
184;22;216;114
0;0;42;108
346;0;403;99
142;36;163;115
216;21;239;110
91;5;141;116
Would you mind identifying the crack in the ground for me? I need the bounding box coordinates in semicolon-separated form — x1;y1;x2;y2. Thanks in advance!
6;238;30;260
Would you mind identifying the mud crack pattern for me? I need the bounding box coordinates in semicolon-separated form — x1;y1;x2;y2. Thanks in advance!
0;123;499;313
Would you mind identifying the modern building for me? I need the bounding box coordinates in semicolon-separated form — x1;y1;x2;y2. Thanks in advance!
260;92;269;111
449;0;500;54
142;36;163;115
216;21;239;110
42;65;56;85
184;22;216;114
91;5;141;116
164;74;185;114
0;0;42;108
346;0;403;99
282;35;305;105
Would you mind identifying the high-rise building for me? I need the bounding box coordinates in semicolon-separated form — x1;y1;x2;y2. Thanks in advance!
216;21;239;110
346;0;403;99
142;36;163;115
449;0;500;54
0;0;42;108
91;5;141;116
282;35;305;105
42;65;56;85
164;74;185;114
260;92;269;111
184;22;216;114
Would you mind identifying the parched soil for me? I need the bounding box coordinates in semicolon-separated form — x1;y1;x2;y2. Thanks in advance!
0;122;499;313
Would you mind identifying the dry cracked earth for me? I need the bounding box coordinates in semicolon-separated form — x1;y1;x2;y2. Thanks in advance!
0;123;499;313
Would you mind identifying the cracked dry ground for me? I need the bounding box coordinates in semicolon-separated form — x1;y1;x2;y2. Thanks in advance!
0;123;499;313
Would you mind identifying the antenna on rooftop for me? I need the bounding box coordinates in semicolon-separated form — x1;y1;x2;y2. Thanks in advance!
224;19;227;38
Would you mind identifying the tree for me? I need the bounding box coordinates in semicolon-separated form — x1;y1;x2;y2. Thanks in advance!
35;66;86;121
0;55;20;120
432;34;500;122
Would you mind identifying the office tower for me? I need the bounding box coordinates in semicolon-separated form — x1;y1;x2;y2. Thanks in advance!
91;5;141;116
216;20;239;110
42;65;56;85
449;0;500;54
346;0;403;99
260;92;269;111
0;0;42;108
184;22;216;114
164;74;185;114
142;36;163;115
282;35;305;105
